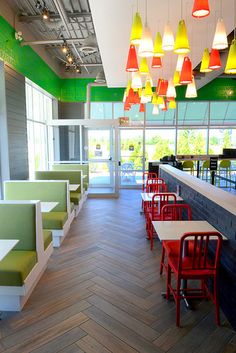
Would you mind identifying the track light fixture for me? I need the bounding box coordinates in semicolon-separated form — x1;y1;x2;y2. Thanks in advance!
75;65;81;73
66;52;73;63
61;41;68;54
35;1;50;21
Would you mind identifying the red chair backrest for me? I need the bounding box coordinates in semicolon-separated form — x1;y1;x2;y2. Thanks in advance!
151;193;177;217
146;178;167;192
142;172;158;191
178;231;222;272
161;204;192;221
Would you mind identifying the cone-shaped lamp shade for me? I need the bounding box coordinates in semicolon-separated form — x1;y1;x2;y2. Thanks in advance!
140;57;149;75
131;71;142;89
127;88;135;104
212;18;228;50
130;12;143;45
144;79;153;97
152;93;158;104
139;103;145;112
180;56;193;84
192;0;210;18
200;48;212;72
173;70;181;86
152;104;159;115
162;22;174;51
126;45;139;72
185;76;197;98
209;49;221;70
138;87;142;97
153;32;164;57
161;99;168;111
176;54;185;71
158;80;168;96
123;89;127;103
138;24;154;57
174;20;190;54
151;56;162;68
157;95;164;105
225;39;236;74
169;100;176;109
166;78;176;98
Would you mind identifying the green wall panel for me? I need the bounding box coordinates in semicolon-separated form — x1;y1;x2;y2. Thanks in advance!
0;16;61;98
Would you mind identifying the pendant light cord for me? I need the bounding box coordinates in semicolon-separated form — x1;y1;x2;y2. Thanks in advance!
145;0;147;25
220;0;222;18
181;0;183;19
167;0;170;21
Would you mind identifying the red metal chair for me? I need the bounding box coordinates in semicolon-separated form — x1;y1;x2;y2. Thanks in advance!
159;204;192;275
143;179;168;216
141;172;158;211
146;193;177;250
166;231;223;327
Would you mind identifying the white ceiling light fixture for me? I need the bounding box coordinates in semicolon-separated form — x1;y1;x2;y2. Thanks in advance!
138;0;154;57
212;0;228;50
176;54;185;71
131;71;143;89
185;76;197;98
162;0;174;51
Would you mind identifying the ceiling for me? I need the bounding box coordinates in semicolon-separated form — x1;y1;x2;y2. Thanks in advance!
89;0;235;88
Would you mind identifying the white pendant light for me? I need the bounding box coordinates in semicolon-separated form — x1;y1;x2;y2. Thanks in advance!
212;18;228;49
131;72;142;89
185;76;197;98
152;104;159;115
138;24;154;57
166;78;176;98
162;22;175;51
176;54;185;71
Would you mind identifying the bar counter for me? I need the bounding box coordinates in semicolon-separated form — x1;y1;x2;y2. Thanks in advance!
159;165;236;330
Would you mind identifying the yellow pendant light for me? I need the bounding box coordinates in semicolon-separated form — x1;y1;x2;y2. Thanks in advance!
131;71;142;89
162;22;175;51
185;76;197;98
140;58;149;75
169;100;176;109
153;32;164;57
174;20;190;54
138;87;143;97
152;104;159;115
157;95;164;105
152;92;158;104
212;18;228;50
225;39;236;74
200;48;212;72
130;12;143;45
166;78;176;98
144;79;153;97
173;70;181;86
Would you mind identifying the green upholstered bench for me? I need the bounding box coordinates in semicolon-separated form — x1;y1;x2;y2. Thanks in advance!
52;163;89;192
43;230;52;250
35;170;85;216
4;180;73;247
0;201;50;311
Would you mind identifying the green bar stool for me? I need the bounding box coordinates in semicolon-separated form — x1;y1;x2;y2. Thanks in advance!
218;160;231;188
201;160;210;181
182;160;194;175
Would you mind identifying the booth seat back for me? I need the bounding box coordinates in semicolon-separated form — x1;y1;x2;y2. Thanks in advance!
35;170;82;193
4;181;69;213
52;164;89;183
0;201;39;251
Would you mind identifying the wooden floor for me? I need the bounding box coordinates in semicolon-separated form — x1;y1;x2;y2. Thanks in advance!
0;190;235;353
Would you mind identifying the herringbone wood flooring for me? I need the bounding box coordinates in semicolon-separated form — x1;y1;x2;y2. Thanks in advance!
0;190;235;353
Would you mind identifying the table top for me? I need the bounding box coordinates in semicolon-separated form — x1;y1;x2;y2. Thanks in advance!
141;192;183;202
152;220;226;241
0;239;19;261
41;202;59;212
69;184;80;191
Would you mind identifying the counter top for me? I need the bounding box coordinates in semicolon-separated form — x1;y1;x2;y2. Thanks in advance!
159;165;236;216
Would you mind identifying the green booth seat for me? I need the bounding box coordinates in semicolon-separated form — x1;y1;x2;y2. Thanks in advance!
4;180;73;247
0;251;37;286
52;163;89;191
43;230;53;250
35;170;85;217
0;201;51;311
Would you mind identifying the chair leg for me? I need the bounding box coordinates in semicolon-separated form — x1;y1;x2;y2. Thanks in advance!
160;245;165;274
214;276;221;326
166;264;171;300
176;277;181;327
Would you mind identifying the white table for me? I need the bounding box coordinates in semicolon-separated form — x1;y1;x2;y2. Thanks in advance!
141;192;183;202
41;202;59;212
69;184;80;191
152;220;226;241
0;239;19;261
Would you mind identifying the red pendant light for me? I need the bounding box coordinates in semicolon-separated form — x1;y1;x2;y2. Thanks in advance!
158;80;168;96
124;97;131;110
209;49;222;70
156;78;162;94
161;99;168;111
192;0;210;18
126;45;139;72
180;56;193;84
139;103;145;112
151;56;162;68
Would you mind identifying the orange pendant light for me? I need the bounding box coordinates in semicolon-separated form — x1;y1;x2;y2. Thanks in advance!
209;49;222;70
192;0;210;18
126;45;139;72
151;56;162;68
139;103;145;112
180;56;193;84
158;79;169;96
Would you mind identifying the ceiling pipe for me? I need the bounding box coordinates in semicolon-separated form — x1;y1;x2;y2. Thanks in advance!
18;12;91;22
21;38;83;46
52;0;89;73
86;83;106;119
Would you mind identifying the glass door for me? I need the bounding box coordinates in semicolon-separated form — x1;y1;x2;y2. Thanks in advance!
87;128;116;192
119;129;144;187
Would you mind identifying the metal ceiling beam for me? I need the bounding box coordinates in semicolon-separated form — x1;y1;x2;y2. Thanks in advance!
18;12;91;22
21;38;83;46
52;0;89;73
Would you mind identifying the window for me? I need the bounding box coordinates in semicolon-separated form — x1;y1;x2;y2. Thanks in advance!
177;129;207;155
26;81;53;179
210;102;236;125
178;102;209;126
90;102;112;119
209;129;236;154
